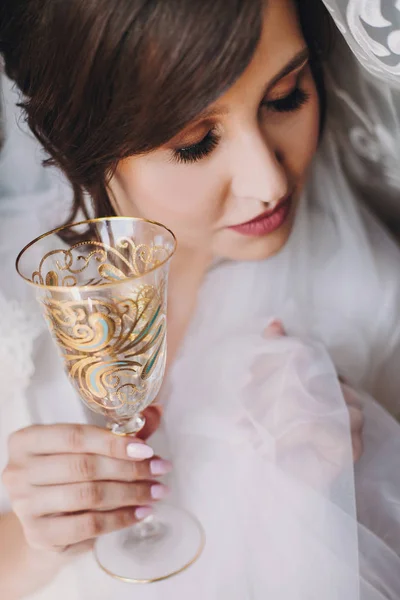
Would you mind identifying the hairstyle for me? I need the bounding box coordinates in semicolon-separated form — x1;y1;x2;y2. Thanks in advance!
0;0;333;232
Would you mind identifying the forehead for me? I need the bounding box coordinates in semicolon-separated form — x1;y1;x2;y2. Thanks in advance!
213;0;305;105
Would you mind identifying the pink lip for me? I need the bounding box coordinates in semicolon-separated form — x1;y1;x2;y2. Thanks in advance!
228;196;292;237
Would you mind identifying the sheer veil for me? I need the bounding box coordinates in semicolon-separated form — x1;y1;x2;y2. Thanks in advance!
322;0;400;229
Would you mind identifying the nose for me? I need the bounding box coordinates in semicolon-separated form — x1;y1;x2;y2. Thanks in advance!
231;131;288;207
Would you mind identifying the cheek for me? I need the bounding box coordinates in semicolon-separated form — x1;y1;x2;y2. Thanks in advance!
287;93;320;178
114;157;225;232
272;90;320;183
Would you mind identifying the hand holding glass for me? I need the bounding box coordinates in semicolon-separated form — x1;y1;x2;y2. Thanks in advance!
16;217;204;583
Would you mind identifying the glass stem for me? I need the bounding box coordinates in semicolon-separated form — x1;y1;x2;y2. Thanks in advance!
122;515;167;550
107;414;146;436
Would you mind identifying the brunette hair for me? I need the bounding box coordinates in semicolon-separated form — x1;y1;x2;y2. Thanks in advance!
0;0;332;229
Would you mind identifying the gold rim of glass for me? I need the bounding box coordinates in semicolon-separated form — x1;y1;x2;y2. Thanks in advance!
93;513;206;584
16;216;177;292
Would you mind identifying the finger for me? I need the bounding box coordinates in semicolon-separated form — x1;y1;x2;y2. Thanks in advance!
8;424;154;461
278;409;363;465
352;435;364;463
57;539;95;556
276;422;350;489
348;405;364;433
263;319;286;338
27;454;172;486
278;421;349;468
27;481;169;516
1;464;29;497
26;507;142;548
341;383;363;409
137;405;162;440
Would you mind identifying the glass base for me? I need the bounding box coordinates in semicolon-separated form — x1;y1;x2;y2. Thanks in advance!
93;504;205;583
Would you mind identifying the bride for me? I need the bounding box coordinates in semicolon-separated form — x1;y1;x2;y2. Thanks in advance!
1;0;400;598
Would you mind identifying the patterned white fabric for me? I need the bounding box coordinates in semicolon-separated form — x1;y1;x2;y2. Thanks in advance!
322;0;400;228
323;1;400;82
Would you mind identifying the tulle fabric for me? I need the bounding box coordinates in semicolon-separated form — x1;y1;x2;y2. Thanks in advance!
160;328;400;599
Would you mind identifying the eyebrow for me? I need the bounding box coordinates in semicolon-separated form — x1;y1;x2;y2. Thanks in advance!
192;47;310;124
268;47;309;88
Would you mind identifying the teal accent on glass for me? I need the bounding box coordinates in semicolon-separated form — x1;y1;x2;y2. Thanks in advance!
142;334;164;379
133;305;161;345
89;360;127;393
85;317;109;351
102;265;125;280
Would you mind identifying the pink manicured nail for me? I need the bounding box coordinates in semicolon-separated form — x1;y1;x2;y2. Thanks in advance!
135;506;153;520
150;459;173;476
126;443;154;460
264;319;285;338
265;317;280;328
151;484;170;500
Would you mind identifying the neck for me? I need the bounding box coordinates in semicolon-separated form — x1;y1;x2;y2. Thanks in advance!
166;246;213;367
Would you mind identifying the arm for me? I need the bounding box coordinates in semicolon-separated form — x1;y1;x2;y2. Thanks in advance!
0;511;72;600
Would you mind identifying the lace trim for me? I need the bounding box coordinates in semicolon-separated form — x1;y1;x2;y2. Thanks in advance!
323;0;400;83
0;295;42;403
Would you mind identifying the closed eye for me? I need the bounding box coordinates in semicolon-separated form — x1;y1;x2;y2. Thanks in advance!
172;129;220;165
171;83;310;165
264;87;310;113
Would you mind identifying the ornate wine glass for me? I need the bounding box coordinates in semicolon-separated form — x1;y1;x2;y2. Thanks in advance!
16;216;205;583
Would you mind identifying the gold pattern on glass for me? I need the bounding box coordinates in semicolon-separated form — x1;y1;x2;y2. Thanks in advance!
42;285;166;418
32;237;170;288
18;223;173;430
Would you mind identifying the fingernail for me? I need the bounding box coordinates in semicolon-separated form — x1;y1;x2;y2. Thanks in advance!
126;443;154;460
266;317;280;328
150;459;173;476
151;484;170;500
135;506;153;520
264;319;285;338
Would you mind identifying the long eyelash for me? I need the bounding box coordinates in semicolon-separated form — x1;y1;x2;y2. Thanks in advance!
171;88;308;165
173;130;220;164
266;87;310;113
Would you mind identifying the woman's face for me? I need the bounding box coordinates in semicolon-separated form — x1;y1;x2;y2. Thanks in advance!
109;0;320;262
